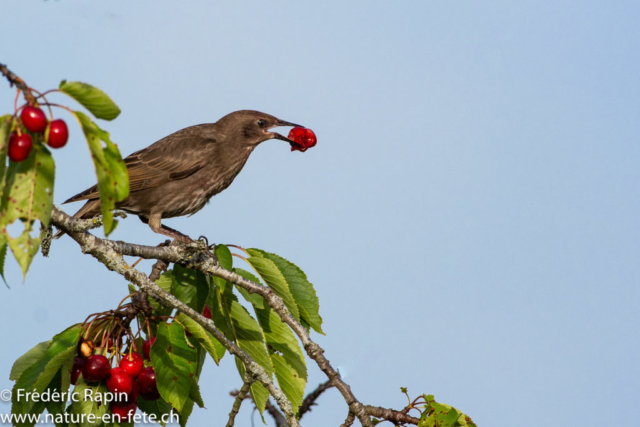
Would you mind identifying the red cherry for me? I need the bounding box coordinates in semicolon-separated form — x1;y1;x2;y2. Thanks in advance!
287;127;317;152
143;338;156;360
8;132;33;162
70;357;85;385
106;367;133;396
47;119;68;148
111;401;137;423
138;367;160;400
120;353;144;379
82;355;111;382
20;106;47;133
203;305;212;319
125;380;139;404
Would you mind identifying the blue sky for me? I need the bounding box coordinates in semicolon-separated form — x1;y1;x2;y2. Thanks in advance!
1;1;639;426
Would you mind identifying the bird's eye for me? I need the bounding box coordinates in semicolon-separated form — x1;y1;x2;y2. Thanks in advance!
257;119;267;128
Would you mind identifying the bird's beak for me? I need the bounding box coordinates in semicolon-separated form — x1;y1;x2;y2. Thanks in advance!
271;119;303;144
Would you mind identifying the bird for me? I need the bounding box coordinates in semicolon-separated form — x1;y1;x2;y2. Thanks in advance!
55;110;302;242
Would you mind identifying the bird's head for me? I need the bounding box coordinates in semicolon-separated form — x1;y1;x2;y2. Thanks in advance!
216;110;302;147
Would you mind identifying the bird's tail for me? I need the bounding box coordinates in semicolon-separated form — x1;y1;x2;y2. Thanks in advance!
53;200;102;239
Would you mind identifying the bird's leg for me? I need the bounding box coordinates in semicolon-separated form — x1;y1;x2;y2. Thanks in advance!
145;212;194;243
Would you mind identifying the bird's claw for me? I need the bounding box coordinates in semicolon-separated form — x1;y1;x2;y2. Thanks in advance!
180;237;219;268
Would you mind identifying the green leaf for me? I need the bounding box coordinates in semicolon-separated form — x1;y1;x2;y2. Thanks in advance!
12;325;81;416
213;245;233;292
74;111;129;236
418;395;477;427
59;81;121;120
256;306;307;412
172;265;209;313
226;295;272;375
176;313;225;364
137;397;173;426
0;239;8;288
235;358;270;420
249;249;324;334
69;378;110;427
189;380;205;408
245;252;300;322
0;116;11;286
10;340;51;381
0;143;55;277
0;115;11;181
233;268;265;309
225;294;273;416
151;322;197;412
31;346;76;404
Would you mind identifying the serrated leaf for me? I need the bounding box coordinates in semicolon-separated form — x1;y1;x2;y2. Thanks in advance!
12;325;81;416
418;395;477;427
172;265;209;313
43;369;66;422
225;293;273;417
249;249;324;334
189;380;204;408
233;268;265;309
31;345;76;407
0;238;8;287
151;322;197;412
245;252;300;321
10;340;51;381
59;81;121;120
0;143;55;277
226;296;272;375
74;111;128;236
255;306;307;412
0;115;11;180
235;358;270;419
69;379;110;427
213;245;233;292
137;396;173;427
176;313;225;364
0;117;10;286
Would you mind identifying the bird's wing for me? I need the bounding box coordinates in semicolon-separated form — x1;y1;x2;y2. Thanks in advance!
63;132;213;204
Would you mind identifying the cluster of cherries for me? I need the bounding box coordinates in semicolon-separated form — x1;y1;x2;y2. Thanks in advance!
288;127;317;152
8;106;69;162
70;337;158;422
70;305;212;422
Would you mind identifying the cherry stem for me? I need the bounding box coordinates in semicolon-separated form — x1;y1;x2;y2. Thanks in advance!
232;253;249;262
131;257;144;268
28;88;54;119
116;293;135;309
14;89;20;114
39;102;75;115
227;244;249;255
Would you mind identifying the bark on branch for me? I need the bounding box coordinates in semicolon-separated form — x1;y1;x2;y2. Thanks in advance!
50;206;417;427
50;207;301;427
0;62;37;105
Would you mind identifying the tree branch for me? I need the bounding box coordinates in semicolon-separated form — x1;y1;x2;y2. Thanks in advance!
50;207;301;427
299;379;334;418
52;206;422;427
0;62;37;105
365;405;420;425
226;372;254;427
341;411;356;427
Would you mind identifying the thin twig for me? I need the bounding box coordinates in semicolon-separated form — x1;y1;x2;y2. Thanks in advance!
51;207;301;427
226;372;255;427
299;379;334;418
51;206;418;427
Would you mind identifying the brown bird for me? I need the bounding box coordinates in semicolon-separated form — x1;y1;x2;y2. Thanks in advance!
56;110;302;242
